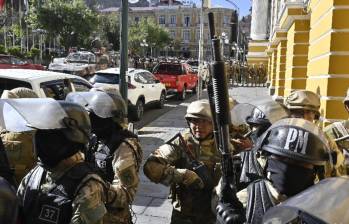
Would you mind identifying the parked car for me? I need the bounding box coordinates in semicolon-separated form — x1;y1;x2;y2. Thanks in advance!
153;62;198;100
0;54;45;70
186;59;199;73
90;68;166;121
48;51;97;77
0;69;92;99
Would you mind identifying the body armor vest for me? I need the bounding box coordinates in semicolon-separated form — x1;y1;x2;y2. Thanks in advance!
246;179;275;224
21;163;97;224
240;149;264;185
94;130;137;182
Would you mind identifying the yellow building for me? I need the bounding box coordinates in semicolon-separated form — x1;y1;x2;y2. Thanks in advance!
248;0;349;125
100;5;234;59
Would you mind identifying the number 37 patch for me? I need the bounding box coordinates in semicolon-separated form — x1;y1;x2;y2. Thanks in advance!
39;205;60;224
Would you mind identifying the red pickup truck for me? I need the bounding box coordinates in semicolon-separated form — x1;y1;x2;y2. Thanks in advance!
153;62;198;100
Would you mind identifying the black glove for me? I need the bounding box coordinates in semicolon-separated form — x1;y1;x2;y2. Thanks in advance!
216;201;245;224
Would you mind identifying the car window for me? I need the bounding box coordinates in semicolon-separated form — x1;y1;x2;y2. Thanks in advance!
91;73;119;84
153;64;183;75
12;57;25;65
41;79;71;100
141;72;156;84
72;79;92;92
0;56;11;64
134;73;148;84
0;78;32;96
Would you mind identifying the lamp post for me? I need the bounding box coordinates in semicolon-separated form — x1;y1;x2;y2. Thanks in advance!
225;0;240;60
197;0;205;99
140;39;148;57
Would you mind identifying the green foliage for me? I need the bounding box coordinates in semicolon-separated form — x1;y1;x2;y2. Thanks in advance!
98;13;120;51
0;45;6;54
28;0;98;49
8;46;23;58
129;18;172;56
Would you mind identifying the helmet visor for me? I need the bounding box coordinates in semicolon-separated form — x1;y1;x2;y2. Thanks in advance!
263;176;349;224
66;91;119;118
0;98;68;132
231;98;290;126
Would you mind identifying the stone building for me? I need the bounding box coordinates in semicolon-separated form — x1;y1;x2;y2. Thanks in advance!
247;0;349;125
100;2;235;59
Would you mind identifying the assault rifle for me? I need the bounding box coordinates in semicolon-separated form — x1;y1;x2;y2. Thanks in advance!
207;12;245;224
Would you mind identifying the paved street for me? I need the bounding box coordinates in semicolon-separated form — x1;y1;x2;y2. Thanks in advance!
132;86;269;224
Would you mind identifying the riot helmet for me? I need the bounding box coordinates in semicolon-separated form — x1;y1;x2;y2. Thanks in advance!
185;99;212;121
324;121;349;150
284;90;320;119
1;87;39;99
66;91;127;125
0;98;91;168
259;118;330;166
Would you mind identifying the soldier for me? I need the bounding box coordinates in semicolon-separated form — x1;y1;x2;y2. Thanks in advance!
217;118;331;223
144;100;222;224
66;91;142;224
3;98;108;224
284;90;346;177
1;87;39;185
0;138;18;224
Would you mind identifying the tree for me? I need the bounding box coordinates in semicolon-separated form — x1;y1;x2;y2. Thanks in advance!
27;0;98;50
98;13;120;51
129;18;172;57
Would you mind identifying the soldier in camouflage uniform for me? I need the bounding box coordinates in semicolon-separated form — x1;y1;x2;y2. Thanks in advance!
144;100;223;224
324;88;349;173
216;118;331;224
284;90;346;177
66;91;142;224
1;87;39;185
11;98;107;224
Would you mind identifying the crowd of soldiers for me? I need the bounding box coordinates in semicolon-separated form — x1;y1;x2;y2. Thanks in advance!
224;61;267;87
0;83;349;223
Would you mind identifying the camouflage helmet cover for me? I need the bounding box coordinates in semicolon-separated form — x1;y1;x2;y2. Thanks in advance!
284;90;320;114
259;118;330;165
185;99;212;121
1;87;38;99
324;121;349;149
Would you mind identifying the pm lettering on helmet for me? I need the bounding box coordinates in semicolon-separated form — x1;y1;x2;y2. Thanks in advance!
284;128;309;154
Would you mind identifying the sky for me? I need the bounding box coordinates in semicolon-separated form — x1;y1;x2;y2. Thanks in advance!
193;0;251;17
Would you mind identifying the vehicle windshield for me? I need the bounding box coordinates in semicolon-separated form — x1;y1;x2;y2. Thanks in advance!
0;78;32;96
91;73;119;84
187;61;198;67
66;53;94;63
153;64;183;75
0;56;11;64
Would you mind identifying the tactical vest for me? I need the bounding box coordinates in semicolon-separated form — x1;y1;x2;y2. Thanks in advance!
240;149;264;185
94;131;138;182
245;179;275;224
21;163;99;224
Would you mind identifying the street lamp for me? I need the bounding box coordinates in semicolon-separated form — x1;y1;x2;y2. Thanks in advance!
140;39;148;57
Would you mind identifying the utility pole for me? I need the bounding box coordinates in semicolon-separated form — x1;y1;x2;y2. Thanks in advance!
197;0;204;99
119;0;129;115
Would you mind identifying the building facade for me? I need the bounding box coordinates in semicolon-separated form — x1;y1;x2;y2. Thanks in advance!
100;4;235;59
247;0;349;125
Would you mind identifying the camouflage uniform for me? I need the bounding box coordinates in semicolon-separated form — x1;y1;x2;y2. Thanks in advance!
102;138;142;224
284;90;347;177
1;87;38;185
17;152;107;224
144;131;220;224
144;100;223;224
65;90;143;224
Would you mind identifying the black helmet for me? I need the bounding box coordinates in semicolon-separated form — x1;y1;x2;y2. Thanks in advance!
0;98;91;144
231;98;290;127
259;118;330;166
66;91;127;125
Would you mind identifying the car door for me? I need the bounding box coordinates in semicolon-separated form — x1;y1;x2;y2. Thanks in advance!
143;71;162;102
134;72;153;104
40;79;72;100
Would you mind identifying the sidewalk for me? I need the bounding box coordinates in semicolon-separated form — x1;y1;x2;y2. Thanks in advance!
132;87;270;224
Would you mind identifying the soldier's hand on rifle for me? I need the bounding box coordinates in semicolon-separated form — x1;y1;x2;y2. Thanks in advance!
176;169;204;190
